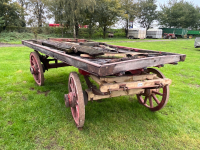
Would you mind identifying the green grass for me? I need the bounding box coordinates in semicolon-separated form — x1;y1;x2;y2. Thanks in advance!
0;40;200;149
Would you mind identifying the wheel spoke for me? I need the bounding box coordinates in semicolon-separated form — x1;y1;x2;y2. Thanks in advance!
152;93;160;105
152;90;163;96
149;96;153;108
144;96;148;104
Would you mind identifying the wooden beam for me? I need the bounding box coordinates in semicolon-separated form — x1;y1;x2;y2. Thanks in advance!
100;74;157;83
99;78;172;92
85;88;144;101
89;75;103;85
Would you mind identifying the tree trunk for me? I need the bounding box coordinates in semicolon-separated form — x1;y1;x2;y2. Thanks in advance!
125;19;129;37
73;25;76;38
103;26;107;39
75;22;79;38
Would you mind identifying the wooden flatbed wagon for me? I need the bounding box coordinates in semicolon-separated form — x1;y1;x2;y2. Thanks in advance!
22;38;186;129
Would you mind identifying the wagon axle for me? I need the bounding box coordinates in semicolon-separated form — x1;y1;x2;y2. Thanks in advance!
64;92;77;108
30;66;38;75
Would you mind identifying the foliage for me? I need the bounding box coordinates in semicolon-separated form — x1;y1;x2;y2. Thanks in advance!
0;0;24;27
0;16;4;26
0;31;61;43
47;0;96;38
94;0;123;38
0;40;200;149
120;0;138;36
27;0;47;27
158;0;200;28
137;0;157;30
16;0;29;27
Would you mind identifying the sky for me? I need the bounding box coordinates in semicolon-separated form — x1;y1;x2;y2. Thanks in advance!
156;0;200;8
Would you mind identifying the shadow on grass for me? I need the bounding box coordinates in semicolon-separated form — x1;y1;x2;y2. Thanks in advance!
28;70;168;132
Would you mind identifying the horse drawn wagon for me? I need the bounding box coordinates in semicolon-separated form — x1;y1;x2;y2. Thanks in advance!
22;38;186;129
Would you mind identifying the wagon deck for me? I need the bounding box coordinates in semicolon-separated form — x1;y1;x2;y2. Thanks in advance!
22;38;186;130
22;38;186;77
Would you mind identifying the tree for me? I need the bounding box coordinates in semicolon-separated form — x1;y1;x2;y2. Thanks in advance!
27;0;47;27
0;16;4;26
17;0;29;27
63;0;96;38
94;0;122;38
0;0;23;28
120;0;138;36
137;0;157;30
158;0;200;29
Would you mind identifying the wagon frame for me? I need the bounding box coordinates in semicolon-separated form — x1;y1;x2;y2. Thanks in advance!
23;38;186;129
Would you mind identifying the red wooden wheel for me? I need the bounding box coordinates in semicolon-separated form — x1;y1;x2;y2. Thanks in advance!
137;68;169;111
30;52;44;86
68;72;85;128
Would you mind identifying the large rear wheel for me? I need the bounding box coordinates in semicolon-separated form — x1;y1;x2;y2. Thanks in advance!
30;52;44;86
67;72;85;129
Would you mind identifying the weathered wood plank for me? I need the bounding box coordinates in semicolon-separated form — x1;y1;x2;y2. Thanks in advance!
34;40;104;56
89;75;103;85
100;74;157;83
100;78;172;92
85;88;144;101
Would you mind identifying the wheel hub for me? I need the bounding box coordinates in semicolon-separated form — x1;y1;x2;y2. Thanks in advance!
30;65;38;75
64;92;77;107
144;89;153;97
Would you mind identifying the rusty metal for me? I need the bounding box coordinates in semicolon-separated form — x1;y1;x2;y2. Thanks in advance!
83;76;108;95
41;57;70;71
64;92;76;108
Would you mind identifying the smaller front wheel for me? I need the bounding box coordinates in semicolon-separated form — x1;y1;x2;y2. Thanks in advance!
136;68;169;111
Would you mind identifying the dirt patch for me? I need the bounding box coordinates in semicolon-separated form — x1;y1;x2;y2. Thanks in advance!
0;42;24;47
37;90;50;96
0;97;2;101
30;87;34;90
7;91;13;94
22;96;27;101
7;121;13;125
189;84;200;88
129;97;134;102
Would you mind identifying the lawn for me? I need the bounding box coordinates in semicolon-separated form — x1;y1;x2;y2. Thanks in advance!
0;39;200;149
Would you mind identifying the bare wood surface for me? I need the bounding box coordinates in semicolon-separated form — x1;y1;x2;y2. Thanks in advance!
100;74;157;83
89;75;103;85
100;78;172;92
34;40;104;56
85;88;144;101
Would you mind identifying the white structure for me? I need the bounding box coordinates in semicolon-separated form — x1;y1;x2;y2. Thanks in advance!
127;28;146;39
146;29;163;39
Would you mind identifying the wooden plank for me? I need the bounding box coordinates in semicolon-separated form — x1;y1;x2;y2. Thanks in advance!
99;78;172;92
85;88;144;101
100;74;157;83
35;40;104;56
89;75;103;85
98;55;181;76
79;42;99;46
